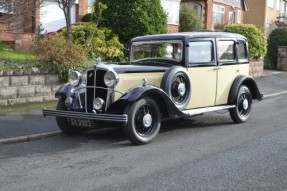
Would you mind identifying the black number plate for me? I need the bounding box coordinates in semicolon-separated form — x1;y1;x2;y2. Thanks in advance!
67;118;94;128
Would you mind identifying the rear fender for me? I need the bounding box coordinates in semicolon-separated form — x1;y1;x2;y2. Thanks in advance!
228;75;263;104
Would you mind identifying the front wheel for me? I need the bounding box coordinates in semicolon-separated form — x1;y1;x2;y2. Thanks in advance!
124;98;161;145
229;85;252;123
56;99;87;135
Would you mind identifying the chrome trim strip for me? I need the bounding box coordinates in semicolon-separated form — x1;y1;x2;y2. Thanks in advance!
183;105;235;117
43;109;128;123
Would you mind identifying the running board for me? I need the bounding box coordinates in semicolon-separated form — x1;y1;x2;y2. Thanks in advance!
182;105;235;117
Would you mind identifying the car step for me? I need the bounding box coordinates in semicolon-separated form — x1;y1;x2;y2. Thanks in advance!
182;105;236;117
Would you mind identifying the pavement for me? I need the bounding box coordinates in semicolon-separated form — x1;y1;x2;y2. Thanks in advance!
0;70;287;145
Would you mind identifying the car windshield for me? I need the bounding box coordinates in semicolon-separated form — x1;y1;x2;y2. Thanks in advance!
130;40;183;63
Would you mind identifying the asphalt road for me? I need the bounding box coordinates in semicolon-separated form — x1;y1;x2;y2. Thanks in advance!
1;92;287;190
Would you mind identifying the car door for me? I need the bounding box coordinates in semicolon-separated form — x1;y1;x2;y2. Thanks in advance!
186;38;217;109
215;38;249;105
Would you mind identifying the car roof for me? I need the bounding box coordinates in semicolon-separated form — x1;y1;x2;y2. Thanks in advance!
131;32;247;42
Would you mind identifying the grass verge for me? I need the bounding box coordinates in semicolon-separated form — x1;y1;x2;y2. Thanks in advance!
0;101;57;115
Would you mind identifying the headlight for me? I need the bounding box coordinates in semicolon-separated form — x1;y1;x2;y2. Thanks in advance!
69;71;82;87
104;70;119;87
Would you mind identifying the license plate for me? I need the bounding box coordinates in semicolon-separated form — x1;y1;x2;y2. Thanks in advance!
67;118;94;128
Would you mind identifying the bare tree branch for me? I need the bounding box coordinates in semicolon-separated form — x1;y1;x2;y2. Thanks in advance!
57;0;76;40
0;0;44;32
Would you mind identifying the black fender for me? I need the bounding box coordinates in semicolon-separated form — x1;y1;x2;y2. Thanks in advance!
107;85;185;119
55;83;86;99
228;75;263;104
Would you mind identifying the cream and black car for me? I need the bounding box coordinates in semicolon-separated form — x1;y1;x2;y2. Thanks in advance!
43;32;263;145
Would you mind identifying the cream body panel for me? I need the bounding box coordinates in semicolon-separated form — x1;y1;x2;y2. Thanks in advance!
114;73;164;100
187;67;217;109
215;64;249;105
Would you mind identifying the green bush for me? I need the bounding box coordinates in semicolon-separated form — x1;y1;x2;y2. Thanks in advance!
222;24;267;60
179;9;203;32
98;0;168;45
32;36;88;81
0;40;12;50
267;27;287;67
59;24;124;61
82;13;92;22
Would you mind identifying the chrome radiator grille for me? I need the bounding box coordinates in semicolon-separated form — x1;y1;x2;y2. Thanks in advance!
86;69;108;112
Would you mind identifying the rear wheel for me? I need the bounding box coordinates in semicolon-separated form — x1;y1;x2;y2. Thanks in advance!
229;85;252;123
124;98;161;145
56;99;87;135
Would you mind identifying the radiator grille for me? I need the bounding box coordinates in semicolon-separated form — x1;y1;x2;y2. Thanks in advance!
86;69;108;112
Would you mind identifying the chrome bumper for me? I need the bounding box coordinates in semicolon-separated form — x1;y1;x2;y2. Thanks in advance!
43;109;128;124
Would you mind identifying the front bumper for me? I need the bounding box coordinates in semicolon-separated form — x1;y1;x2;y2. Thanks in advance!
43;109;128;124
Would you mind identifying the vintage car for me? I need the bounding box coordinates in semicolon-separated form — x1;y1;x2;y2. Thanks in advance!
43;32;263;145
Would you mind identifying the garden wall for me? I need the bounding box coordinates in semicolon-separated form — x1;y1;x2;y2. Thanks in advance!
0;71;61;107
249;60;264;78
0;62;263;106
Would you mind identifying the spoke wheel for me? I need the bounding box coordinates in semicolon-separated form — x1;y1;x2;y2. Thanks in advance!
229;85;252;123
161;66;191;110
124;98;161;145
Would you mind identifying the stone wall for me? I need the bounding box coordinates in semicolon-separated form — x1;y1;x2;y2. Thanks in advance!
249;60;264;78
277;46;287;71
0;72;61;107
0;60;263;106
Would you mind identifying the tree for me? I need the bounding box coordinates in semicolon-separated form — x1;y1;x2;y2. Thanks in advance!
98;0;167;45
179;9;203;32
56;0;76;40
0;0;43;32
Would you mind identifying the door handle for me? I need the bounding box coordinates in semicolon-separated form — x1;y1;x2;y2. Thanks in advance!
213;67;222;70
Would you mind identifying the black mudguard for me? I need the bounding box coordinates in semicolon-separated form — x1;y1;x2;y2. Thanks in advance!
107;85;185;119
228;75;263;104
55;83;86;99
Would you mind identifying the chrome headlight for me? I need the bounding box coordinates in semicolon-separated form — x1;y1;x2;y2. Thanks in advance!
104;70;119;87
69;71;82;87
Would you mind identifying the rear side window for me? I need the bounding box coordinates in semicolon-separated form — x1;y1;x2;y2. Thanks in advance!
238;41;248;61
189;41;213;63
218;40;235;61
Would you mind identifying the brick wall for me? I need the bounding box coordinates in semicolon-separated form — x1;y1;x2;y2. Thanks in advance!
0;72;61;107
0;32;33;50
168;24;179;33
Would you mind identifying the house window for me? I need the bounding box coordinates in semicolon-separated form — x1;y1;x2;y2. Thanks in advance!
189;41;213;63
213;5;225;28
276;0;280;10
213;0;241;8
161;0;180;25
237;10;241;23
0;0;13;14
229;12;234;24
267;0;274;8
218;41;235;61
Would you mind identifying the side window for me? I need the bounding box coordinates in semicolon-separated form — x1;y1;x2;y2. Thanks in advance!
218;40;235;61
189;41;213;63
238;41;248;61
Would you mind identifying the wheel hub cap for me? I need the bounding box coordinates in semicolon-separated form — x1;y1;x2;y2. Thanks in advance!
143;114;152;127
178;83;186;96
243;99;249;110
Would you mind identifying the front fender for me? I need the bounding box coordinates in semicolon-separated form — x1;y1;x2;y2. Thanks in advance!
55;83;86;99
107;85;185;119
228;75;263;104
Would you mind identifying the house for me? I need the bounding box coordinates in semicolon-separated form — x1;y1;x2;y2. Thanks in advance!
0;0;182;51
180;0;248;30
244;0;287;36
0;0;92;50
